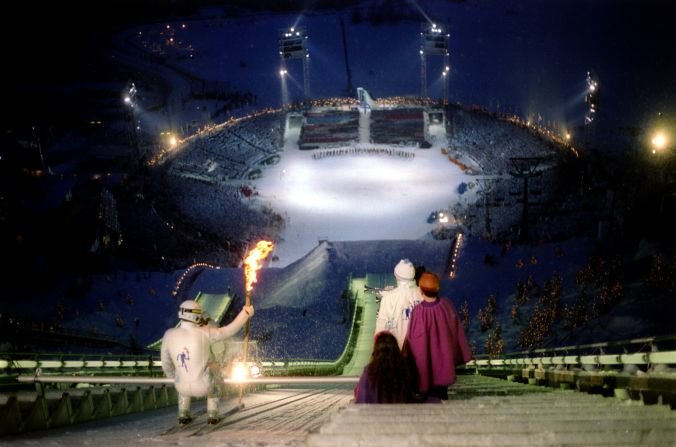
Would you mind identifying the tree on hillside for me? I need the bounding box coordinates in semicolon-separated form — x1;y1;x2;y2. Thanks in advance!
517;273;562;349
477;294;497;332
645;255;676;294
460;299;471;331
485;322;504;358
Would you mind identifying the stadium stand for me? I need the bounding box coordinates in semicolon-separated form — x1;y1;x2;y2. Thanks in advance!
298;110;359;149
370;108;426;146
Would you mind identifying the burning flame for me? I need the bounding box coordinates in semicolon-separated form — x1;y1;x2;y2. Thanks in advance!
244;240;274;292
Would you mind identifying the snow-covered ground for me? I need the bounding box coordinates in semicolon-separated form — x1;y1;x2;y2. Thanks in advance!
254;125;475;267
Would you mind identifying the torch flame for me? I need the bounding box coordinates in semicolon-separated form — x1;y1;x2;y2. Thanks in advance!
244;240;274;292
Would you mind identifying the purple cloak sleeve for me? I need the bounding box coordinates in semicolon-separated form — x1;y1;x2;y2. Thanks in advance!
406;298;472;393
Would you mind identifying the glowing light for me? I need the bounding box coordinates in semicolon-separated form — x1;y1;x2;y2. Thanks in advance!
652;132;667;150
250;364;261;377
244;240;274;292
231;362;249;382
172;262;218;297
565;133;571;140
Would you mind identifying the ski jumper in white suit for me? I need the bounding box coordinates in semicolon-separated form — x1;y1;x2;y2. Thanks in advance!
375;260;421;349
161;306;250;419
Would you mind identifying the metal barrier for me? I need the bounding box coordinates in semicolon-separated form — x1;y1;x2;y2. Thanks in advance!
463;334;676;369
461;335;676;408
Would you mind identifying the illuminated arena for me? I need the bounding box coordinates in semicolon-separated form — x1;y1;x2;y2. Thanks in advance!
151;95;577;268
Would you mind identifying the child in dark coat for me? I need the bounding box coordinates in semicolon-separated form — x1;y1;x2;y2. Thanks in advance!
355;331;413;403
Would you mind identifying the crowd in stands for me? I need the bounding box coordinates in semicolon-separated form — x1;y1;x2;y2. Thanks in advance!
446;107;560;175
443;106;579;242
307;97;359;108
298;110;359;149
168;111;284;182
312;146;415;160
371;108;426;146
161;174;282;253
373;97;440;108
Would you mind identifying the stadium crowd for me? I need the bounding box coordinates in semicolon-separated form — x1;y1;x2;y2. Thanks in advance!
446;107;559;175
168;111;284;182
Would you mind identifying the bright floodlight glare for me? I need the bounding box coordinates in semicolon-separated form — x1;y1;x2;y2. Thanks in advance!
652;132;667;149
169;136;178;147
250;365;261;377
124;96;131;104
231;362;249;382
566;133;571;140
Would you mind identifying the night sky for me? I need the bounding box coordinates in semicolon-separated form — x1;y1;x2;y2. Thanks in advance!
3;0;674;131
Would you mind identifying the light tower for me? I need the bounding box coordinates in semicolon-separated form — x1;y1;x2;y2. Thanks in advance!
420;23;450;104
584;71;599;125
123;82;141;164
278;26;310;104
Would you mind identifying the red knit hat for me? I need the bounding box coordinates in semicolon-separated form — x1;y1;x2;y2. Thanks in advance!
419;272;440;295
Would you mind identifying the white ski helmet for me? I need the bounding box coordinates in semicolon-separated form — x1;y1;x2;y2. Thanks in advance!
394;259;415;281
178;300;202;324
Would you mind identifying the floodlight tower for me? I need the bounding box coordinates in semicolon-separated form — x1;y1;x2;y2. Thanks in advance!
584;71;599;125
123;82;141;164
420;23;450;104
278;26;310;104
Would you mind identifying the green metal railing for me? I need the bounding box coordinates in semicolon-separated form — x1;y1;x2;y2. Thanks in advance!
464;335;676;369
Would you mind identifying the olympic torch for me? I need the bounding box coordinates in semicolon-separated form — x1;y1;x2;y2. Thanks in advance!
239;240;274;403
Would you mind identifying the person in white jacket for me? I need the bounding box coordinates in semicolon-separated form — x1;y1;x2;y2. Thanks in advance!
375;259;421;349
161;299;253;425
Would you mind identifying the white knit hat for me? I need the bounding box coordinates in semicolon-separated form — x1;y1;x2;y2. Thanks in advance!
394;259;415;280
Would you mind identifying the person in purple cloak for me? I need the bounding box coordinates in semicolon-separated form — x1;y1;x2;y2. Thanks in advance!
354;331;413;403
404;272;472;402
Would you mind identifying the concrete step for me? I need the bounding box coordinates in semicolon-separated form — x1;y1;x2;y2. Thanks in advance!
306;430;676;447
327;407;673;421
306;375;676;447
318;415;676;433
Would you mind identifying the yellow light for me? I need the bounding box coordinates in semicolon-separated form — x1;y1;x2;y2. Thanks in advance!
652;132;667;150
231;362;249;382
565;133;571;140
169;136;178;147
